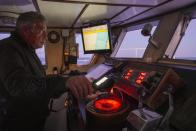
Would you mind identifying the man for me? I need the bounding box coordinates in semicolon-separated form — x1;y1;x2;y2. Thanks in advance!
0;11;93;131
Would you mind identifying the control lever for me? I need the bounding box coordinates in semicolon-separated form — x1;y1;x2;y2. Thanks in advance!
127;85;163;131
156;85;174;131
137;86;147;119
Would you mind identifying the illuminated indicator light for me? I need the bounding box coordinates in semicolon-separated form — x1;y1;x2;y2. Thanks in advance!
126;72;132;76
138;76;145;80
136;79;142;84
94;98;122;112
128;69;133;72
124;76;129;79
95;77;108;86
141;72;146;76
64;52;69;55
110;88;114;94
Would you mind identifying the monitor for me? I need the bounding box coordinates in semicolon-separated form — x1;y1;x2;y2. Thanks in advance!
85;64;113;81
81;23;112;54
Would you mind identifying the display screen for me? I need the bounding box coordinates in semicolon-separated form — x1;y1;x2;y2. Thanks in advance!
95;76;108;86
81;24;112;54
85;64;113;81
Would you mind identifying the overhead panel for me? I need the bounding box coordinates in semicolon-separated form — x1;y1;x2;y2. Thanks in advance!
0;0;36;14
0;0;36;27
76;5;125;27
37;0;85;27
0;0;31;6
109;0;169;26
110;7;150;25
65;0;165;6
117;0;196;26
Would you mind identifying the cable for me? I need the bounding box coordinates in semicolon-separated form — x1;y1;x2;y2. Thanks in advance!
112;86;124;102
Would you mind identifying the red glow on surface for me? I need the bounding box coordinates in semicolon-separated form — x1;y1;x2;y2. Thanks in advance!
140;72;147;76
124;76;129;79
110;88;114;94
138;76;144;80
126;72;132;76
94;97;122;112
136;79;142;84
135;71;148;85
114;82;137;97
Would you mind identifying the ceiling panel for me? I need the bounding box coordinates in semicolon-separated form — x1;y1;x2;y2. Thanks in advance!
64;0;167;6
0;0;36;27
0;0;32;6
110;7;149;25
118;0;196;26
0;0;196;28
75;5;125;27
38;0;85;27
0;0;36;14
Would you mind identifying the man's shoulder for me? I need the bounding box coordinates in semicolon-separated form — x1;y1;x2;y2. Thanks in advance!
0;37;15;47
0;37;22;51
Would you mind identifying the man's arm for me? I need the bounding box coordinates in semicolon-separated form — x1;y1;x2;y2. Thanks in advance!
0;45;63;99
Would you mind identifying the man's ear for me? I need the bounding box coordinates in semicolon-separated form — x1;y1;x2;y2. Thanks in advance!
20;25;30;37
18;25;32;43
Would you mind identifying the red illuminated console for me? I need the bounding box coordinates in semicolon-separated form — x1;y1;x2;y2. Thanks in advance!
94;96;122;113
116;67;184;109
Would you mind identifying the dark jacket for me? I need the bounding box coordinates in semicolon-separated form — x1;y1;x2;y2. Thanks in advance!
0;32;67;131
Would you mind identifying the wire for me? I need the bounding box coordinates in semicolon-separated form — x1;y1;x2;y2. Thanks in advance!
112;86;124;102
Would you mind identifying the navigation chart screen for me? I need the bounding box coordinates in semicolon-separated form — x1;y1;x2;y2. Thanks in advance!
81;24;111;54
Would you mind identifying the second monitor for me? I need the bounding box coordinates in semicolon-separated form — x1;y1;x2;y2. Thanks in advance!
81;23;112;54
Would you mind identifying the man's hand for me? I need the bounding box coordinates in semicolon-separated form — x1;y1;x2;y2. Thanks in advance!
66;75;93;99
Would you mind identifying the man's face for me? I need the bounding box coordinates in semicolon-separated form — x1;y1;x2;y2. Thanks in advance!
25;21;47;49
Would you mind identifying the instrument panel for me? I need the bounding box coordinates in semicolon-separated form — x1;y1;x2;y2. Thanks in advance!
122;68;163;90
85;61;184;131
90;62;184;109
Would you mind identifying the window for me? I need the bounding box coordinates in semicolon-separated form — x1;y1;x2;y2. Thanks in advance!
35;45;46;65
75;33;93;65
0;32;10;40
172;19;196;60
114;25;157;58
0;32;46;65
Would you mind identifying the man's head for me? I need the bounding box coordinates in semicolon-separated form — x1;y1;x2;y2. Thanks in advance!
16;11;47;49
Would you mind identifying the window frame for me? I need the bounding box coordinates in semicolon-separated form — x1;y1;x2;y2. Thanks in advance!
75;32;94;65
159;16;196;67
0;31;11;40
111;20;159;60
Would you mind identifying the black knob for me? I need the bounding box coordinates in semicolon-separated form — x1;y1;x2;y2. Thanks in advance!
155;72;162;77
142;81;151;89
147;77;154;83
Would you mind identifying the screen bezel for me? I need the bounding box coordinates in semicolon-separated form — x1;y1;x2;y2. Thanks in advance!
81;23;112;54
